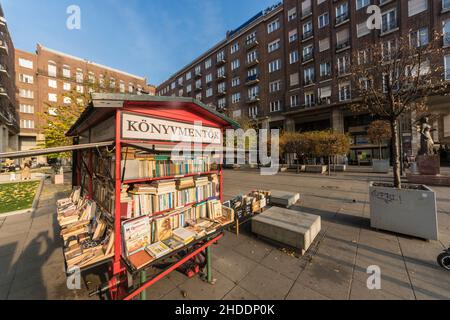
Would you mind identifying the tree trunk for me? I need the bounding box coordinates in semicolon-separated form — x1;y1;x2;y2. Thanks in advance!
391;120;402;189
379;144;382;160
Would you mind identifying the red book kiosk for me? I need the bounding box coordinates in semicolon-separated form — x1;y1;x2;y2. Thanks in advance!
66;93;240;300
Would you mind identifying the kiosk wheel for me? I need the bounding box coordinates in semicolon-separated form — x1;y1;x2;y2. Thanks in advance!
437;252;450;271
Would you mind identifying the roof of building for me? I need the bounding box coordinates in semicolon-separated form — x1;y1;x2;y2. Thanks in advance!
66;93;241;136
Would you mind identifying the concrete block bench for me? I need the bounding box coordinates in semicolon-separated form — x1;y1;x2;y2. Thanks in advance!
252;207;321;255
270;190;300;208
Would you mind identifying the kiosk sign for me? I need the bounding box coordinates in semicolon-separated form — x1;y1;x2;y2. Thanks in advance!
121;112;222;145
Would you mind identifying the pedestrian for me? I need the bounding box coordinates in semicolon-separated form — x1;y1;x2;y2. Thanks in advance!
22;161;31;180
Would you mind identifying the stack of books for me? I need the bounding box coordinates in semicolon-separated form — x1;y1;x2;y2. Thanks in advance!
146;242;172;259
172;227;197;245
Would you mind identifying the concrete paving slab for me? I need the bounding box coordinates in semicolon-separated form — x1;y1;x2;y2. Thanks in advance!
160;287;191;300
232;236;273;263
260;249;305;281
223;285;259;300
212;244;258;283
176;270;235;300
350;279;408;300
286;282;331;300
144;276;178;300
238;265;294;300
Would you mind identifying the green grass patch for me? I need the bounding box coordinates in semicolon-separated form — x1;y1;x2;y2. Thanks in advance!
0;181;40;214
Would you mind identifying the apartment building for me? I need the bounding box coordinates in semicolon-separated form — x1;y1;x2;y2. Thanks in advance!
0;5;18;153
15;44;155;161
158;0;450;163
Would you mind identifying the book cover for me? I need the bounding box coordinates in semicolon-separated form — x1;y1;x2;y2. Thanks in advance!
122;216;151;256
146;241;172;259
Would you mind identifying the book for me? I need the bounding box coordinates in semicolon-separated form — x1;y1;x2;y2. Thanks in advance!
122;216;152;256
172;227;196;245
128;250;154;270
154;215;174;242
162;238;184;250
146;242;172;259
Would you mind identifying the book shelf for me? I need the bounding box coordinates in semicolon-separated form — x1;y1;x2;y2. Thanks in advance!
67;94;240;300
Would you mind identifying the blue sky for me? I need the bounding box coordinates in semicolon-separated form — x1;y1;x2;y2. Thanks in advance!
3;0;278;85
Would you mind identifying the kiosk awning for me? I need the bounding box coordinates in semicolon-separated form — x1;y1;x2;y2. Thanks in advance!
0;141;114;160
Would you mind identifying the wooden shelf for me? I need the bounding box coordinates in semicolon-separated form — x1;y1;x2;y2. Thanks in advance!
123;170;220;184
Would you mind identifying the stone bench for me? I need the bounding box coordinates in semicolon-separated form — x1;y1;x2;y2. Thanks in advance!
270;190;300;208
252;207;321;255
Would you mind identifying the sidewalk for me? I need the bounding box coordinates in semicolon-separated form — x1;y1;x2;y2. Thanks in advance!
0;170;449;300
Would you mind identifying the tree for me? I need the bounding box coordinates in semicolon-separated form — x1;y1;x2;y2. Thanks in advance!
280;131;310;173
349;31;447;188
39;76;119;159
367;120;392;160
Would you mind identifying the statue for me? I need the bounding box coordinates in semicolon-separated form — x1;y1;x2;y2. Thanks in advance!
418;117;436;156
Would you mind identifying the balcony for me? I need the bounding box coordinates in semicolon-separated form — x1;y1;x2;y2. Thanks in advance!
245;75;260;86
0;64;9;77
216;58;226;66
216;74;226;81
335;13;349;25
304;79;315;86
0;86;9;98
301;9;312;19
194;86;202;92
194;72;202;79
302;30;313;41
317;97;331;106
0;39;8;53
246;59;259;67
217;90;226;96
246;95;260;104
246;40;259;49
336;40;350;52
338;67;349;77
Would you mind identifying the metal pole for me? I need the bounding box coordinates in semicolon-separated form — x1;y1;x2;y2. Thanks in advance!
206;245;212;283
140;271;147;300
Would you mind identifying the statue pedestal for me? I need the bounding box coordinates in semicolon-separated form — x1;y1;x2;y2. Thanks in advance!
417;155;440;176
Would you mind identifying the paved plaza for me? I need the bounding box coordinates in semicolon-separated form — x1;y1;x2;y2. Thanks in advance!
0;169;449;300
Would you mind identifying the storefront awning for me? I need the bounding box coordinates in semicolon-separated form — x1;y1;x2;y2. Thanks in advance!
0;141;114;160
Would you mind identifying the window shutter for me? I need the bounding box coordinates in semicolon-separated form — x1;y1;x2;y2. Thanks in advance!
336;29;350;45
357;22;370;37
319;38;330;52
290;73;299;86
408;0;427;17
301;0;311;15
319;86;331;98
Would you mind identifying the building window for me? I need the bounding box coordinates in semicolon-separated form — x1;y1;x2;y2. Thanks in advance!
186;84;192;93
88;72;95;84
246;32;257;45
18;58;33;69
76;70;83;83
336;2;349;24
444;0;450;11
303;45;313;61
232;77;240;87
303;21;313;39
178;77;183;86
48;63;57;77
186;71;192;80
268;39;281;53
381;9;397;33
218;97;226;109
63;83;71;91
318;86;332;104
288;8;297;21
48;93;57;102
337;55;350;75
304;67;315;85
206;73;213;83
64;97;72;104
305;91;316;107
270;80;282;92
336;28;350;50
231;59;240;70
356;0;370;10
320;62;331;78
248;68;258;78
195;65;202;75
269;59;281;73
217;66;225;78
289;29;298;43
444;55;450;80
20;120;35;129
62;66;71;78
267;19;280;34
410;27;429;47
119;81;125;93
289;51;299;64
248;86;259;100
218;82;226;93
339;82;351;101
19;89;34;99
19;74;34;84
408;0;427;17
195;79;202;89
216;51;225;62
232;93;241;104
270;101;281;113
233;109;242;119
206;88;213;97
48;79;57;89
249;106;258;118
76;85;84;93
205;59;212;69
231;43;239;54
247;50;258;63
382;39;397;60
318;12;329;28
19;104;34;114
290;95;300;107
196;93;202;101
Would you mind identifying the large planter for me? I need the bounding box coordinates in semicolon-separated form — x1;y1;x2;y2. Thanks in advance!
369;182;439;240
372;159;390;173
